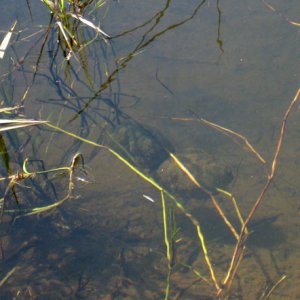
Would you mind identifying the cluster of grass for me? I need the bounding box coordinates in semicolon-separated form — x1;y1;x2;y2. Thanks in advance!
41;0;109;59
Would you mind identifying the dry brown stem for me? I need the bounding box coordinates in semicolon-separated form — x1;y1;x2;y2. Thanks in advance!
219;88;300;296
171;117;266;164
261;0;300;27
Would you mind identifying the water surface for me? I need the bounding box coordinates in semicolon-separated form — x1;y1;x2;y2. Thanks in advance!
1;1;300;298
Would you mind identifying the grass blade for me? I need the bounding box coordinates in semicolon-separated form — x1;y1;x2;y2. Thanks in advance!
0;119;48;132
69;13;110;37
0;21;17;59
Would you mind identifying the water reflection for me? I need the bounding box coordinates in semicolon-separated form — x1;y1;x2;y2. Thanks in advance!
216;0;224;55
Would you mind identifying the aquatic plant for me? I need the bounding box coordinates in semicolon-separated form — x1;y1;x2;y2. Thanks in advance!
0;1;298;298
40;0;109;59
2;86;292;298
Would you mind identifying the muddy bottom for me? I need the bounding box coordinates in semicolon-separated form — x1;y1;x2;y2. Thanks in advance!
0;173;297;300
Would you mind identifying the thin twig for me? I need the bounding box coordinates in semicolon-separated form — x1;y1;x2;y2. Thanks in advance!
263;275;287;299
170;153;239;239
0;267;17;287
220;88;300;295
171;117;266;164
261;0;300;27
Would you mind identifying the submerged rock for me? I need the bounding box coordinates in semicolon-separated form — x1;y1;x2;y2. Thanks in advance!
156;149;233;195
105;118;233;195
105;118;171;172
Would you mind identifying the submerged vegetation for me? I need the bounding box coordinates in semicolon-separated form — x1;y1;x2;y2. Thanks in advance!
0;0;300;298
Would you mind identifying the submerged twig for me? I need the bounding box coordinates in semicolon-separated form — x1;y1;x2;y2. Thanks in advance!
0;106;22;114
261;0;300;27
219;88;300;296
262;275;287;299
161;191;171;300
0;267;17;287
171;117;266;164
1;153;88;218
217;188;248;235
169;153;239;240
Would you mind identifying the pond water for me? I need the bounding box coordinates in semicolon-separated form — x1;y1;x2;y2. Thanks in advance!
1;0;300;299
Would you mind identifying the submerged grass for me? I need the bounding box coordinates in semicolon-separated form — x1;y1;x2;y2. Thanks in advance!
0;267;17;288
0;118;48;132
171;116;266;164
45;122;223;292
161;190;171;300
38;88;299;298
0;153;86;217
0;1;298;298
1;83;297;297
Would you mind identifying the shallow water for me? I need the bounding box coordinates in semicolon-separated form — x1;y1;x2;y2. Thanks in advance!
1;0;300;299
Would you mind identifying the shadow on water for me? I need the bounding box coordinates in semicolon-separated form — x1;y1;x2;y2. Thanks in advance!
248;215;286;248
15;1;209;169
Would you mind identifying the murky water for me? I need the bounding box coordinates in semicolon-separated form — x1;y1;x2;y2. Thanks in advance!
1;0;300;299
